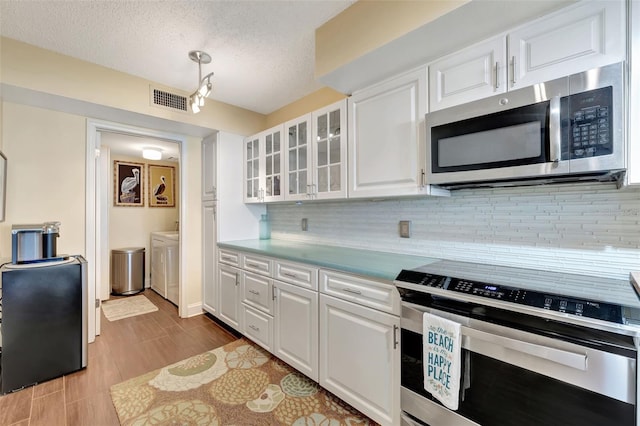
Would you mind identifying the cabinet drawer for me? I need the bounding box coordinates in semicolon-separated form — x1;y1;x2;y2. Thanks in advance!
275;260;318;290
320;270;400;315
242;253;273;276
218;249;240;267
242;271;273;314
242;303;273;352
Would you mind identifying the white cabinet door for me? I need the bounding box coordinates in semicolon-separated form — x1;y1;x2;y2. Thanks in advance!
284;114;313;201
218;263;242;331
319;294;400;426
508;0;625;91
349;66;432;198
150;242;166;297
429;37;506;112
628;0;640;185
311;99;348;200
243;125;285;203
274;280;319;381
243;134;262;203
202;202;216;315
202;136;217;200
262;125;285;202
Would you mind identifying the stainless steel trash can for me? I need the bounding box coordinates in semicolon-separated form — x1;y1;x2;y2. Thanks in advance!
111;247;145;295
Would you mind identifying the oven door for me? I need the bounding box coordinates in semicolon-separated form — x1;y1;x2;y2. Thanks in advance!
400;302;636;426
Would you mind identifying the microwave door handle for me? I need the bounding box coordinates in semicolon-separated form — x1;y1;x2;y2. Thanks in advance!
462;326;587;371
549;95;562;164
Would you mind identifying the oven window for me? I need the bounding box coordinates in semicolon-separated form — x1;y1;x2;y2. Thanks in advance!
431;101;550;173
401;328;635;426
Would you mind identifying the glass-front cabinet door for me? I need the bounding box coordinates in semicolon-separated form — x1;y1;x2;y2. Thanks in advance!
263;125;284;202
284;114;312;201
244;135;261;203
312;99;348;199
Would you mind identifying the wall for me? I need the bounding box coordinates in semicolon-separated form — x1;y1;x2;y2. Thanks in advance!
264;87;346;129
1;37;265;136
109;154;179;287
315;0;469;78
1;102;86;258
267;183;640;292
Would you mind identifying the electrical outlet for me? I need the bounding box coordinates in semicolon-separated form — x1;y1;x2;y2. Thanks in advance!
301;218;308;231
399;220;411;238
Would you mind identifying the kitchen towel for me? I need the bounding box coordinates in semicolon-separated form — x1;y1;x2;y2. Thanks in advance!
423;312;462;410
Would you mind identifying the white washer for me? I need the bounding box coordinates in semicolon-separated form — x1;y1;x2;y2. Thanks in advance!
150;232;179;304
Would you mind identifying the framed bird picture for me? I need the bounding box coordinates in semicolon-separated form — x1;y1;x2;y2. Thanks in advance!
114;160;144;207
148;164;175;207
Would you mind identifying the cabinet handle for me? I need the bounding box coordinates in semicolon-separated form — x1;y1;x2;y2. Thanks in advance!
393;325;399;349
248;289;260;296
249;325;260;332
213;186;217;200
494;61;499;89
235;273;239;286
246;262;261;269
221;256;234;262
282;271;298;279
511;56;516;85
272;287;277;300
420;168;425;189
342;288;362;295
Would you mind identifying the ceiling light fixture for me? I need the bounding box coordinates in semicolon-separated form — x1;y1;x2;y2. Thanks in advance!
142;148;162;160
188;50;214;114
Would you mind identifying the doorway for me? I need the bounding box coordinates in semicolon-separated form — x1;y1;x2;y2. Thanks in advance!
86;120;187;341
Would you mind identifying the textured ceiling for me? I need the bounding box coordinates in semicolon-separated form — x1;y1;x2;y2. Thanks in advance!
0;0;354;115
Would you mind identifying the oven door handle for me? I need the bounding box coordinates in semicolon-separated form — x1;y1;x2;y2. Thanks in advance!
462;326;587;371
549;95;561;164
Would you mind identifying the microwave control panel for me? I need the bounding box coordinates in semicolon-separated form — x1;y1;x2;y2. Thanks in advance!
395;269;623;324
566;86;613;160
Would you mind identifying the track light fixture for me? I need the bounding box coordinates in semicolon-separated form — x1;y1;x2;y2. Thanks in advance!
188;50;214;114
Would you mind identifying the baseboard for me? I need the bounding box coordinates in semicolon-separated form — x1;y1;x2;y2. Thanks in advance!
186;302;204;317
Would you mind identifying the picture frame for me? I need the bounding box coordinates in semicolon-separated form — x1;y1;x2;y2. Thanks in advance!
148;164;175;207
114;160;144;207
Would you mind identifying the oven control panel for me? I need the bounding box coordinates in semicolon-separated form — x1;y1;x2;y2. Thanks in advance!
395;269;623;323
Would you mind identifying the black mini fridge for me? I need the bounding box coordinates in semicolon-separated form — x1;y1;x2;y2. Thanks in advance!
0;255;87;394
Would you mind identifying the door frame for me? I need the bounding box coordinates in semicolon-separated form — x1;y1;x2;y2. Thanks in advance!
86;119;187;342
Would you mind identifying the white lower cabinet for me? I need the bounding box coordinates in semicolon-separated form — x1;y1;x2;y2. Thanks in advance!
319;293;400;426
274;280;319;381
217;263;242;330
202;202;217;315
242;303;273;351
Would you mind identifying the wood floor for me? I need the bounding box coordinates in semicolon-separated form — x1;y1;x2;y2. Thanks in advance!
0;290;238;426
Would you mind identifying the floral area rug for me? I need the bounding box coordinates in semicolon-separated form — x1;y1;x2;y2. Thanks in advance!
110;338;379;425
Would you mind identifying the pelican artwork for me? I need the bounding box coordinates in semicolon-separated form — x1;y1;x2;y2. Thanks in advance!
119;168;140;203
153;175;169;204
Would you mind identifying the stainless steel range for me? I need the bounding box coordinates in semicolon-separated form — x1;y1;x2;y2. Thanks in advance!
394;260;639;426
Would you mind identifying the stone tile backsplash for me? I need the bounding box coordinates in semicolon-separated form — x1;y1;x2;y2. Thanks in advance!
267;183;640;281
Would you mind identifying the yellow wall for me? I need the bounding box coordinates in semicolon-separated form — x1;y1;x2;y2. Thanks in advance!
1;102;86;258
264;87;347;128
109;154;180;287
0;37;266;136
315;0;469;79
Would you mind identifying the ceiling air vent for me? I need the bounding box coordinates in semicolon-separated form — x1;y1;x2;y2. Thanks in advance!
150;86;188;112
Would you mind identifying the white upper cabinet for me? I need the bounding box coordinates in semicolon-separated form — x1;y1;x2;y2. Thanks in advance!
284;100;348;201
349;66;444;198
628;0;640;185
201;135;217;200
429;0;625;111
283;114;313;201
429;37;507;112
508;0;625;91
311;100;348;200
243;125;285;203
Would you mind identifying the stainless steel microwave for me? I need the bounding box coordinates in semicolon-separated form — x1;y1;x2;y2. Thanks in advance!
426;62;626;189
